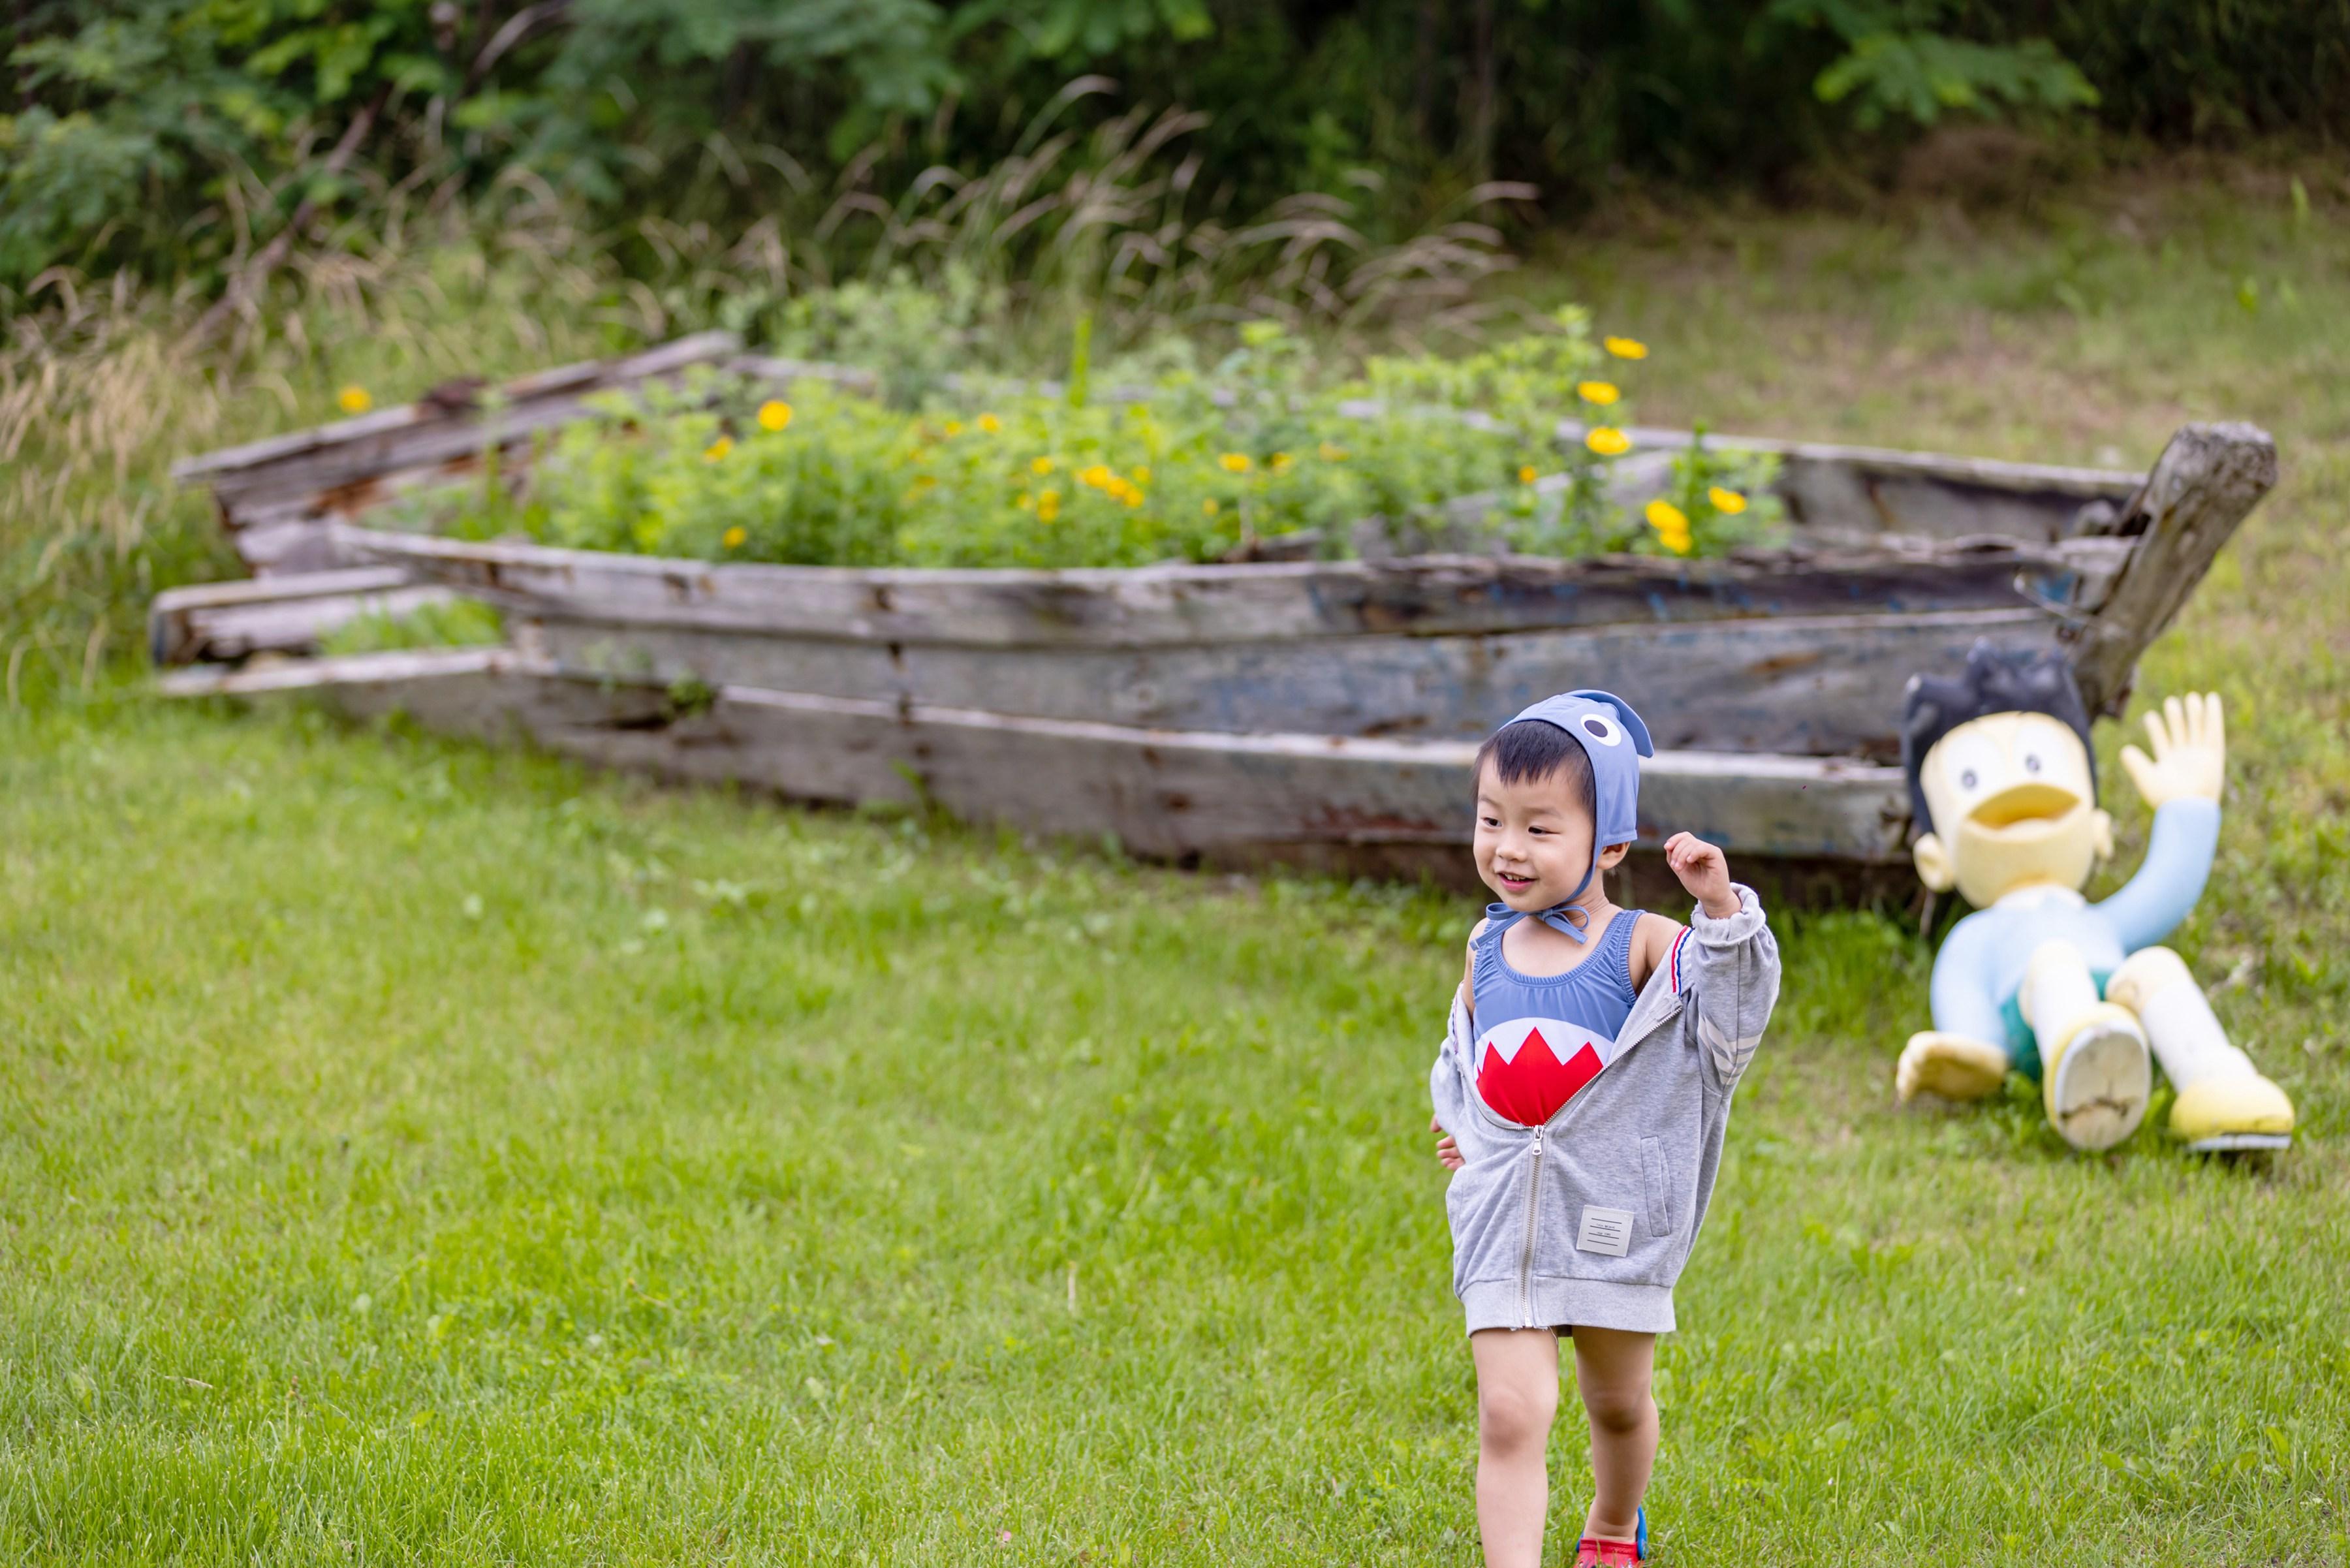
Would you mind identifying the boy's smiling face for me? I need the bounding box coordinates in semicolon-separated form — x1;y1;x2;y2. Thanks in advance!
1474;756;1623;913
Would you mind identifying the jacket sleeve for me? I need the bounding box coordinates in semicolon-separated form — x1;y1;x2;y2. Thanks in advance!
1430;992;1508;1164
1430;996;1470;1134
1674;883;1781;1094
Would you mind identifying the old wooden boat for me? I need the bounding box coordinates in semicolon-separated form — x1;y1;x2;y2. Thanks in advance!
153;330;2275;892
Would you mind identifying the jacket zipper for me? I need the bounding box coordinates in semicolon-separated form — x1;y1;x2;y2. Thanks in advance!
1518;1127;1543;1328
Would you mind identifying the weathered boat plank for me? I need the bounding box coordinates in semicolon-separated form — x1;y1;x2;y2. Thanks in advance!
149;568;455;665
342;524;2131;649
174;331;745;522
161;652;1909;863
533;605;2061;758
2063;422;2277;716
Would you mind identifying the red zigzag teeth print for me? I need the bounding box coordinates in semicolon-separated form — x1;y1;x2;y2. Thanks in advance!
1477;1025;1604;1126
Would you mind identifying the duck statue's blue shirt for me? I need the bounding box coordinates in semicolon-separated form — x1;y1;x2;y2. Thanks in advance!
1930;799;2218;1073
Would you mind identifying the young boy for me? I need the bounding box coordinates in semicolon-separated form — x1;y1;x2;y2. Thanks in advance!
1428;691;1781;1567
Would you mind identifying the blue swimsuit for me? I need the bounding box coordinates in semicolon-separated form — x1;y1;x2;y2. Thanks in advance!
1468;907;1655;1126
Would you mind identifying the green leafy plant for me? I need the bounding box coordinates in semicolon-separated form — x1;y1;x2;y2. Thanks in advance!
1640;425;1787;559
457;311;1778;570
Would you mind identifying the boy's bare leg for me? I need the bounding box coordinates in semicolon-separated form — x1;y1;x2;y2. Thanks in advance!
1571;1326;1657;1541
1471;1328;1559;1568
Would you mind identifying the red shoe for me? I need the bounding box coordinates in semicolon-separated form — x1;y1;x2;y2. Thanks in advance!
1573;1507;1648;1564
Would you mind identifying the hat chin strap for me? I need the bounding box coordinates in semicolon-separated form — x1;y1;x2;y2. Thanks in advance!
1487;858;1600;944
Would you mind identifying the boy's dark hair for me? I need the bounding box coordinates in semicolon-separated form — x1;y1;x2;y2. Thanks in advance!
1474;719;1597;823
1900;640;2095;835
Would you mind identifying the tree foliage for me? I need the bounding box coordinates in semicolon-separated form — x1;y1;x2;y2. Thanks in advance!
1772;1;2099;127
3;0;2344;294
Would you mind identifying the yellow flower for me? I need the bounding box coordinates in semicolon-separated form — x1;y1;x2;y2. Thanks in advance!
977;413;1002;434
943;420;965;437
1586;427;1631;456
1576;381;1621;405
722;526;747;549
1202;498;1221;516
1038;487;1061;523
1268;452;1293;474
1078;464;1112;488
703;435;734;462
1647;499;1693;556
1031;456;1056;475
1015;492;1033;510
1317;442;1349;462
1218;452;1252;473
1133;464;1152;483
336;385;372;415
912;473;937;492
1603;336;1649;360
1518;465;1539;484
757;400;793;432
1708;486;1749;515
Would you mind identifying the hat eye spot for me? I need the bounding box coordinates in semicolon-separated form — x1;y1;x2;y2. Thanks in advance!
1580;715;1623;746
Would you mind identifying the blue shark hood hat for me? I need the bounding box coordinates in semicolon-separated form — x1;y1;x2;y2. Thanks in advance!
1486;689;1655;943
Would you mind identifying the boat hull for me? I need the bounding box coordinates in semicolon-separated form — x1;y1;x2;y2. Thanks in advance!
151;335;2278;890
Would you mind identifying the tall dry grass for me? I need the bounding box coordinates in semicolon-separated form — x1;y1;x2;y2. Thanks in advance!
644;82;1531;358
2;206;653;706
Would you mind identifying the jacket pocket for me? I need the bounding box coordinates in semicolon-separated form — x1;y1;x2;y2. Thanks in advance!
1445;1152;1523;1295
1640;1136;1674;1238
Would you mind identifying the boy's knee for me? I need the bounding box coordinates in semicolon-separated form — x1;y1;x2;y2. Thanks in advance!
1580;1377;1652;1436
1477;1378;1557;1452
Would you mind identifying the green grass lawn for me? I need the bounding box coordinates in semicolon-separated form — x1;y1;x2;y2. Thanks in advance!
6;178;2349;1563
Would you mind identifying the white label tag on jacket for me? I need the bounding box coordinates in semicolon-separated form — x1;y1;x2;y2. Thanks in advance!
1576;1206;1635;1257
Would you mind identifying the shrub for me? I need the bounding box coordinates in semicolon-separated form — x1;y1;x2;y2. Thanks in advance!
454;313;1782;570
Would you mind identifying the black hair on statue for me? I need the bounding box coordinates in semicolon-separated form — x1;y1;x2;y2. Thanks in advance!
1900;640;2095;837
1475;718;1597;821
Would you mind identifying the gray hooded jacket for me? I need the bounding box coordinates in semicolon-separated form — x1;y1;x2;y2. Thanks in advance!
1429;885;1781;1335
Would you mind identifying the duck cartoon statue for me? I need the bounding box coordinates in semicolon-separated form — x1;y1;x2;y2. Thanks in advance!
1893;642;2294;1153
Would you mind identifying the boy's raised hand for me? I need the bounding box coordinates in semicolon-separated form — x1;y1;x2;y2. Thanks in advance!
1664;831;1740;919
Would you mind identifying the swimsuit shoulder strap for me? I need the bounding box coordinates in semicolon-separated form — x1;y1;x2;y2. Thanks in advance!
1599;907;1645;998
1470;909;1515;1003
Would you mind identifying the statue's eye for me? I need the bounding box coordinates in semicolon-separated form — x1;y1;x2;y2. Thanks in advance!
2024;753;2043;774
1941;734;2002;799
